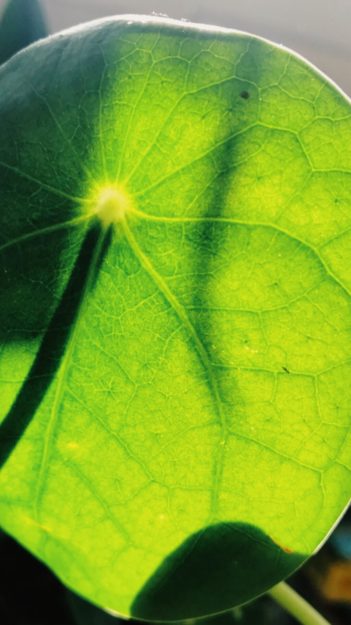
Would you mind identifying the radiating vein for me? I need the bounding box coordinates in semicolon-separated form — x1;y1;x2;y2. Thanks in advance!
0;215;89;254
0;160;83;203
0;223;107;470
34;223;111;519
122;219;228;517
132;209;351;300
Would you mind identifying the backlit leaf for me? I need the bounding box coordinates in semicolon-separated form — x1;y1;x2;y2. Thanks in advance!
0;15;351;620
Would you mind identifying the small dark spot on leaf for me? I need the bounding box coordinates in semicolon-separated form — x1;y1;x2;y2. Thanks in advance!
240;90;250;100
282;366;290;373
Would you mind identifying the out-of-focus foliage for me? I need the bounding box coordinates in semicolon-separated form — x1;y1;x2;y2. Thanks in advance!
0;0;47;65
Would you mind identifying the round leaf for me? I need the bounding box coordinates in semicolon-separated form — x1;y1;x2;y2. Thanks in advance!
0;15;351;620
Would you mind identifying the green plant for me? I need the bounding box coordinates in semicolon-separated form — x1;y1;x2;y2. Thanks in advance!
0;9;350;625
0;0;47;65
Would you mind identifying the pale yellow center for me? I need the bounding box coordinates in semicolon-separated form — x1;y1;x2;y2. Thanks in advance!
92;186;132;226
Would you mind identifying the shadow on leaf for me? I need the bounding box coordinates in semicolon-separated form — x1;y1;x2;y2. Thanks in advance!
131;521;306;621
0;222;111;467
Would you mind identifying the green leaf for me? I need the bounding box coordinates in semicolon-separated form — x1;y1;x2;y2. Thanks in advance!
68;590;274;625
0;0;47;65
0;15;351;620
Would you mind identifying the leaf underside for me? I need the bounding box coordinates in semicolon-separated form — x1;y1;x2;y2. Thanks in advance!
0;15;351;620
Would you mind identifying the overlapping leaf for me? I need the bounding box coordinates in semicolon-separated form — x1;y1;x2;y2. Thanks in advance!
0;0;47;65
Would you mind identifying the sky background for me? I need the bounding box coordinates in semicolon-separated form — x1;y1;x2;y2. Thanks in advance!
0;0;350;95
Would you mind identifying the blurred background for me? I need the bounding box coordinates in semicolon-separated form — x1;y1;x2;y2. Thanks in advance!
1;0;351;95
0;1;351;624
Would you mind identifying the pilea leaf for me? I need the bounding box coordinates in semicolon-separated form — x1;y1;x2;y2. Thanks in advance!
0;15;351;620
0;0;47;65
